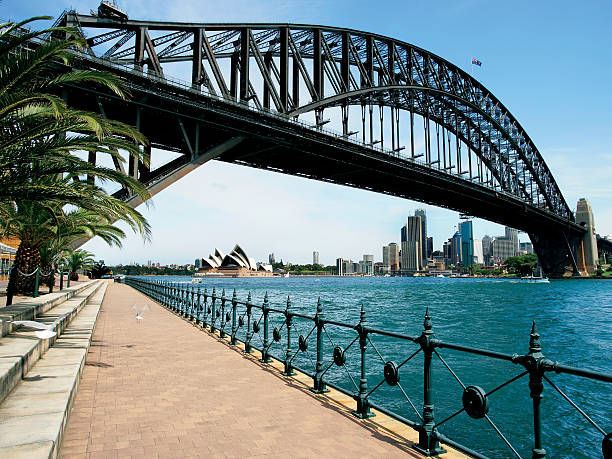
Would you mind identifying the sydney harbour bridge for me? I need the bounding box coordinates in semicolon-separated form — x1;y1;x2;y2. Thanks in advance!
51;7;593;276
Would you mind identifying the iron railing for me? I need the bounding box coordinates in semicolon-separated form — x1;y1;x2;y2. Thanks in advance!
124;276;611;458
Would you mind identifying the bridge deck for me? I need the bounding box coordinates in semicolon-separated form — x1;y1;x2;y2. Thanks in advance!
60;282;466;458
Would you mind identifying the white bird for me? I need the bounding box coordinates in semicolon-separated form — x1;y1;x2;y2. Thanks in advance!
132;305;149;322
10;320;57;339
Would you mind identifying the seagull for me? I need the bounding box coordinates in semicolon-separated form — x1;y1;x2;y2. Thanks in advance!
10;320;57;339
132;305;149;323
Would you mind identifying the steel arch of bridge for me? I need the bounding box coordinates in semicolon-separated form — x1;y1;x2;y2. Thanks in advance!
63;14;573;223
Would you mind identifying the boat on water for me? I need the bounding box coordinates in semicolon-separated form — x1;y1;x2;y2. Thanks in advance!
436;274;445;278
520;275;550;284
284;272;290;278
191;278;202;284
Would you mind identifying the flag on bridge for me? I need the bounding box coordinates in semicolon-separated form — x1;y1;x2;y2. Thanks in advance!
471;58;482;66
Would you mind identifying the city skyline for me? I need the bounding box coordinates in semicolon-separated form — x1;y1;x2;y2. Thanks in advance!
10;1;611;266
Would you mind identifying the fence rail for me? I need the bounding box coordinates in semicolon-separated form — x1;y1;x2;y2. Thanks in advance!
124;276;611;459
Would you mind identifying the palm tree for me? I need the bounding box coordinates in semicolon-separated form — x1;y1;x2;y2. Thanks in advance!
1;17;155;303
0;17;151;205
65;249;96;281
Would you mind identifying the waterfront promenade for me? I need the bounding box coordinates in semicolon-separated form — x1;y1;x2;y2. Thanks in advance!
60;282;455;458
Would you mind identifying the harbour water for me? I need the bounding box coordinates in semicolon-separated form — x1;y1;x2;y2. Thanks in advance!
145;276;611;458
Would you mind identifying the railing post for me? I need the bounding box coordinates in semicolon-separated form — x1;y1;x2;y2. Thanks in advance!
528;321;547;459
202;288;208;328
195;288;202;325
59;270;64;290
415;308;444;456
353;304;374;418
230;289;237;345
210;287;217;333
311;298;328;393
220;289;227;338
245;292;253;354
67;270;71;287
261;292;270;363
33;267;40;298
283;296;295;376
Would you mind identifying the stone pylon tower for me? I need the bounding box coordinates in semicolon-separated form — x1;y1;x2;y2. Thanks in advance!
575;198;598;275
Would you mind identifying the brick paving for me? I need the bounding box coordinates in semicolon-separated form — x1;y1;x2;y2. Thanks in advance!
60;282;422;459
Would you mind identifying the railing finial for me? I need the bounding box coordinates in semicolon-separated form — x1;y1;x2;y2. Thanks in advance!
529;320;541;354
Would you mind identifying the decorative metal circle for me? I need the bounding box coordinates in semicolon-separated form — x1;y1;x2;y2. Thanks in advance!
253;321;260;333
383;361;400;386
273;327;281;342
603;432;612;459
226;312;231;322
462;385;489;419
333;346;346;366
238;316;245;327
298;335;308;352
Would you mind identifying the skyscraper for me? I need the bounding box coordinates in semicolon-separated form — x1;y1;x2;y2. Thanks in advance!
389;243;399;271
401;216;423;272
482;235;493;266
313;251;319;265
458;220;473;267
382;245;390;273
415;209;427;263
269;253;275;264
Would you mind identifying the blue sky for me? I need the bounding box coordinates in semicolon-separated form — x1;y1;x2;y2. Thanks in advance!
5;0;612;265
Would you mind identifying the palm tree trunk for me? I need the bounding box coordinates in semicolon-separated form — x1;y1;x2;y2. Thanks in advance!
6;243;41;303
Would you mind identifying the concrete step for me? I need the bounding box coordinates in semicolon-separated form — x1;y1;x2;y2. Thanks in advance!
0;281;98;338
0;281;107;459
0;281;103;404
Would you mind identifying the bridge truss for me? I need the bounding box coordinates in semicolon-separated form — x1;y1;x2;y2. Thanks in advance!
57;13;584;275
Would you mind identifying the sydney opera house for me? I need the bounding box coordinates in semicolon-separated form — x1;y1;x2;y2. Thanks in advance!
195;245;274;277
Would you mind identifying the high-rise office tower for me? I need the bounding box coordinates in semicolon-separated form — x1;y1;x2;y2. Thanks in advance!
415;209;427;263
505;227;519;256
401;216;423;272
576;198;598;275
482;235;493;266
269;253;276;264
313;251;319;265
382;245;390;273
388;243;399;271
458;220;473;267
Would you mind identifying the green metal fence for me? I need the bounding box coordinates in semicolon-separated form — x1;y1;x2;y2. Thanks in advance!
124;276;611;459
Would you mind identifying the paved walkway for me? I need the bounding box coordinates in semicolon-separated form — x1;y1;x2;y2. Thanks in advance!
60;282;425;458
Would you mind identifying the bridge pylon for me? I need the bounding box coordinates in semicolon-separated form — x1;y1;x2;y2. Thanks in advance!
575;198;599;275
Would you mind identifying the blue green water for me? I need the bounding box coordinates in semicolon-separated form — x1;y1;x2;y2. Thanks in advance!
140;276;611;458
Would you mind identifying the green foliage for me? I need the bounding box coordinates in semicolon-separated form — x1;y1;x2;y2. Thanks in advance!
503;254;539;276
89;261;111;279
110;265;196;276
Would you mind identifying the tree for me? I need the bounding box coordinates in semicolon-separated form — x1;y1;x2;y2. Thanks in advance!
503;254;538;276
65;249;95;281
0;17;153;302
0;17;150;206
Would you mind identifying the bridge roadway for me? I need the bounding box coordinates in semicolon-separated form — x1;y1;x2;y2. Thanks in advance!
59;282;466;458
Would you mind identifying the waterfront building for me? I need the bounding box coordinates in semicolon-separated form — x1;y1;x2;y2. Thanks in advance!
505;227;519;255
382;245;390;273
401;216;423;272
458;220;473;267
388;243;399;271
313;251;319;265
426;237;433;260
362;255;374;275
490;226;519;265
473;239;484;265
352;262;360;273
519;242;534;254
195;245;272;276
373;262;383;274
336;258;353;276
415;209;428;263
482;235;493;266
491;238;515;265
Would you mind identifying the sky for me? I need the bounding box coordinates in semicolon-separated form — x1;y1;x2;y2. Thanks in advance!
5;0;612;266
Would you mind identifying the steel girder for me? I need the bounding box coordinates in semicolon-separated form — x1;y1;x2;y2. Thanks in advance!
61;13;573;224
